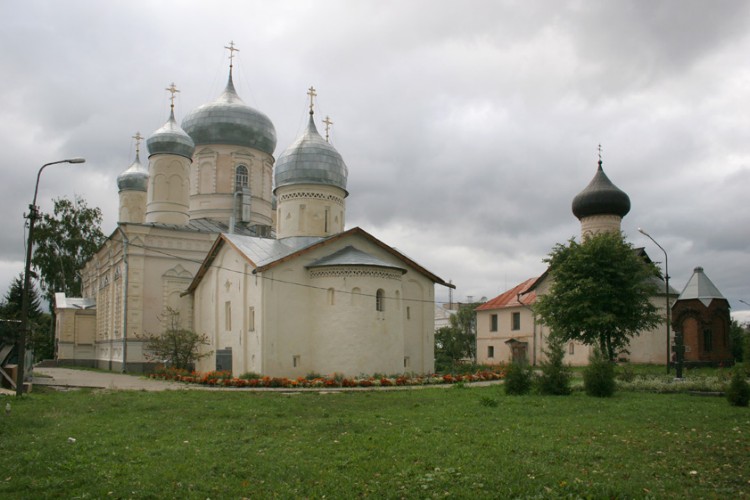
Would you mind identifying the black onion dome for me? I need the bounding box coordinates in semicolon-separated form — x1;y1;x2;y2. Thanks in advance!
274;113;348;194
572;161;631;219
182;72;276;155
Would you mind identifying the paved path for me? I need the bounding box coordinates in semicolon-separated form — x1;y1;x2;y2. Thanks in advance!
33;367;190;391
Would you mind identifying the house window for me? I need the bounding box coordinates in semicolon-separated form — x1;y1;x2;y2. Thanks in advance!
225;301;232;331
248;306;255;332
293;355;301;368
235;165;248;190
327;288;335;305
569;342;575;355
703;329;713;352
490;314;498;332
487;346;495;359
406;306;411;320
404;356;410;368
376;289;385;312
511;312;521;331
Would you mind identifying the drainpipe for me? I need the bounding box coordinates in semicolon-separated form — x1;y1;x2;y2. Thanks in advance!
116;225;129;373
517;293;537;366
229;190;241;234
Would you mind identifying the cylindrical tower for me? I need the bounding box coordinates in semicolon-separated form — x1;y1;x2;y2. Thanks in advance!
117;133;149;224
274;91;348;239
182;67;276;229
145;88;195;226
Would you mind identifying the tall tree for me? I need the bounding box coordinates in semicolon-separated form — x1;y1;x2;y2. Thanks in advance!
31;195;106;310
534;231;662;361
0;274;51;358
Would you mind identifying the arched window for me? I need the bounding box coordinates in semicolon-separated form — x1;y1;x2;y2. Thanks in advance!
376;289;385;312
327;288;335;306
235;165;249;191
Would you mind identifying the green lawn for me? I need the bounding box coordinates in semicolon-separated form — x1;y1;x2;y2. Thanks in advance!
1;386;748;499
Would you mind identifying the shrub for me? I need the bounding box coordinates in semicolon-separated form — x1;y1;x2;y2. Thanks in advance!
505;359;532;395
616;363;636;383
238;372;262;380
536;336;572;395
726;368;750;407
479;396;498;407
583;350;616;397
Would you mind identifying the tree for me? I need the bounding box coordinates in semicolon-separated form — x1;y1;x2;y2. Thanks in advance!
31;195;106;310
534;231;662;361
535;335;572;395
139;308;212;370
730;319;748;363
0;274;51;359
434;302;480;370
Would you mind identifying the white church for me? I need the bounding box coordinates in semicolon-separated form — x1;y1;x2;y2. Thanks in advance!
54;47;453;377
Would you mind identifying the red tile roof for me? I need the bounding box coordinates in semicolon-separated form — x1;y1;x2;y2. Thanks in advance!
475;277;538;311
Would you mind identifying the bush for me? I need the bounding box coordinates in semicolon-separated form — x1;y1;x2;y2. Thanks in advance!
505;359;532;395
726;368;750;407
536;337;572;395
583;350;616;397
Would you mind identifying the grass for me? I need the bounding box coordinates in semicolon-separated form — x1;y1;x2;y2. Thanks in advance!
1;385;749;498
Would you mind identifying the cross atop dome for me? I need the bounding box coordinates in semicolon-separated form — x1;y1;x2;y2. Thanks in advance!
132;131;143;156
225;40;240;69
307;86;317;115
165;82;180;110
323;116;333;142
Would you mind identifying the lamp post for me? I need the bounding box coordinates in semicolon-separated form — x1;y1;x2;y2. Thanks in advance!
16;158;85;396
638;228;679;377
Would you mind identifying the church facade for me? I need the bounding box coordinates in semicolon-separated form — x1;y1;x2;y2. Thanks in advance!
55;50;451;376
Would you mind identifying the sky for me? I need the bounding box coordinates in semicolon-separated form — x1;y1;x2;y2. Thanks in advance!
1;0;749;324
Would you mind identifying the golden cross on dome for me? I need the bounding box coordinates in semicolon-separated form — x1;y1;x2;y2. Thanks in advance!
132;131;143;156
165;82;180;109
225;40;240;67
307;86;317;114
323;116;333;142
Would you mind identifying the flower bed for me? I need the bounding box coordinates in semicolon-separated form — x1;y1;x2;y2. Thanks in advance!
148;367;505;389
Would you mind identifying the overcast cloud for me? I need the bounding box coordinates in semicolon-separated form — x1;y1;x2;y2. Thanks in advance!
1;0;749;323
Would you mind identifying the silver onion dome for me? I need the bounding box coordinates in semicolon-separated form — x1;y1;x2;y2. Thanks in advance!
274;113;348;194
572;160;630;220
117;151;149;192
147;108;195;159
182;73;276;155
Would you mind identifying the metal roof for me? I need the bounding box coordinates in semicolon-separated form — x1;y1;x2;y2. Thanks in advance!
117;152;148;192
274;113;348;193
182;72;276;154
306;245;406;273
572;160;630;219
476;277;538;311
677;266;725;306
147;109;195;159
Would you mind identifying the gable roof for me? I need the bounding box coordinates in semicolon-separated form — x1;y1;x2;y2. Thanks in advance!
185;226;454;294
476;277;538;311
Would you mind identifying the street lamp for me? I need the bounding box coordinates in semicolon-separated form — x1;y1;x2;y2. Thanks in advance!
16;157;85;396
638;228;680;377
